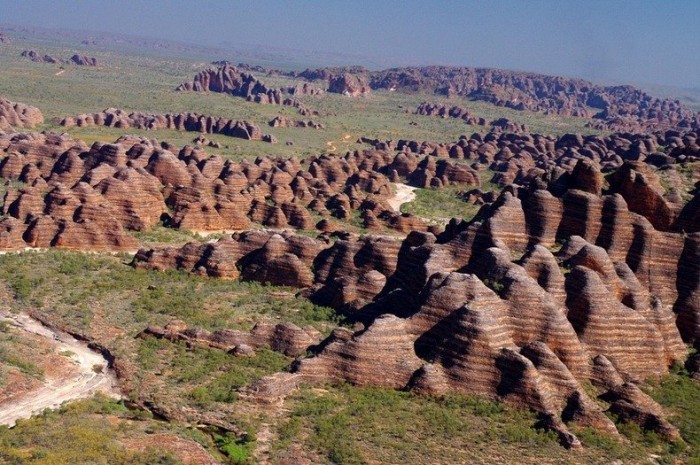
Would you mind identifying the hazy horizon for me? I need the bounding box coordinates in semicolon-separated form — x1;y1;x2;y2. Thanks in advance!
1;0;699;89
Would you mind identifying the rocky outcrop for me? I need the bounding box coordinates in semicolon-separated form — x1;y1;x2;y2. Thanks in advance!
361;129;700;194
58;108;273;142
68;54;97;66
268;116;324;129
5;119;698;254
21;50;98;66
0;32;10;43
176;64;320;115
298;315;421;387
328;73;371;97
607;161;680;231
416;102;529;133
134;230;324;283
3;128;460;243
3;181;140;251
297;66;370;82
134;161;696;445
295;66;372;97
416;102;487;126
293;65;699;131
399;67;699;131
192;134;220;148
0;98;44;129
142;319;323;358
20;50;59;64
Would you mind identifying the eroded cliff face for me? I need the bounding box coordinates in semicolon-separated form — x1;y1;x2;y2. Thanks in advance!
1;127;497;250
2;89;697;447
133;160;699;447
4;93;696;253
59;109;270;142
176;64;321;115
0;98;43;130
297;65;700;132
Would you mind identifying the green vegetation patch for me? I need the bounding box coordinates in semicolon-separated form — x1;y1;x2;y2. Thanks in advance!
400;186;483;224
213;432;255;465
0;249;338;334
0;395;184;465
272;385;655;465
135;335;290;408
0;322;45;387
128;225;206;248
0;250;338;432
0;37;604;164
644;368;700;464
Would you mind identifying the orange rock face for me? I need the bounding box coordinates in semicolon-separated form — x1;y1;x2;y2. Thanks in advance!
176;64;320;115
328;73;371;97
0;98;44;129
143;319;322;358
133;159;698;445
2;115;698;445
59;108;272;142
3;130;468;249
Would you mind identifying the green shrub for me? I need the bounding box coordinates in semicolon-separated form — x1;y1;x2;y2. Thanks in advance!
214;433;254;465
0;352;43;378
482;278;505;294
0;395;183;464
646;371;700;461
283;386;563;464
575;427;625;454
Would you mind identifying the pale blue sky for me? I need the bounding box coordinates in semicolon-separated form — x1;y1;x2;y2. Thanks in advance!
1;0;698;88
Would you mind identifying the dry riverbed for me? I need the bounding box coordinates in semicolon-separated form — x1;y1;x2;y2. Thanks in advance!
0;311;120;427
388;183;417;211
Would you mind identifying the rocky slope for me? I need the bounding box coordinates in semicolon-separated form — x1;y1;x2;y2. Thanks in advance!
20;50;98;66
3;119;698;252
0;98;44;129
176;64;321;116
416;101;528;132
292;65;700;132
58;108;272;142
133;155;700;447
68;54;98;66
1;127;488;250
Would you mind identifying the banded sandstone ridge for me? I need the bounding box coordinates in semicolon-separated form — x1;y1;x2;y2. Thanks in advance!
1;128;490;249
176;64;321;116
20;50;98;66
2;122;698;251
282;65;700;132
0;98;44;129
58;108;274;142
415;101;529;133
133;156;700;447
178;63;700;131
